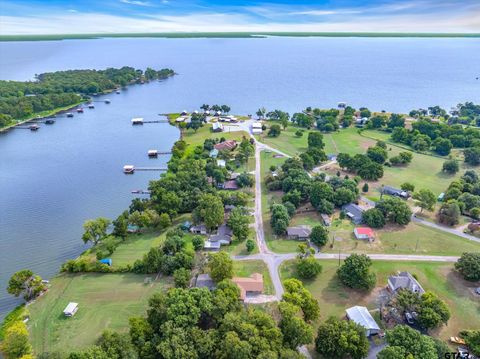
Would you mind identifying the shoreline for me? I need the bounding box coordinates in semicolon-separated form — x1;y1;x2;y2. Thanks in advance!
1;32;479;42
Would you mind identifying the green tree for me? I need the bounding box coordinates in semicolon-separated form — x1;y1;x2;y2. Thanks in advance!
97;330;138;359
278;302;314;349
112;213;128;239
438;201;461;226
464;146;480;165
377;346;406;359
192;235;204;251
1;321;32;359
333;187;356;207
417;291;451;330
194;193;225;231
271;203;290;235
455;252;480;281
227;207;250;241
310;225;329;247
362;208;386;228
315;316;369;359
400;182;415;192
297;257;322;279
158;213;171;229
337;254;376;290
282;279;320;322
413;189;436;212
362;183;369;193
82;217;111;245
7;269;46;301
442;159;459;174
433;137;453;156
208;252;233;283
268;124;281;137
367;146;388;164
376;197;412;225
461;330;480;357
383;325;437;359
246;239;255;253
307;132;324;149
173;268;191;288
309;182;334;208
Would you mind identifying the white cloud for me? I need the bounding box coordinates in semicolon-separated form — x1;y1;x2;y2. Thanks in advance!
0;5;479;35
290;10;361;16
119;0;152;7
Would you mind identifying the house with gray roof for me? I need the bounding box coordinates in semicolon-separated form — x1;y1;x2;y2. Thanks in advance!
287;226;312;240
387;271;425;295
190;224;207;235
346;306;380;337
204;224;232;250
342;203;364;225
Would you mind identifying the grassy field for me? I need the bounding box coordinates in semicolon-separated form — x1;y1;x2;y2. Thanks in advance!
28;273;172;355
232;260;274;295
259;151;301;253
322;216;480;256
256;127;309;156
280;260;480;340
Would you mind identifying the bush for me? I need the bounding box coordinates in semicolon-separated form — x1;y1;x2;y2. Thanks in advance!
442;159;459;174
295;129;304;137
246;239;255;253
310;226;329;247
337;254;376;290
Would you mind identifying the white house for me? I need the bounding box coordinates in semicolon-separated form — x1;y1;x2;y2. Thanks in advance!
63;302;79;317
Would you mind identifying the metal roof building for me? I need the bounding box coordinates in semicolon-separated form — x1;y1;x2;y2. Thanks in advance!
346;306;380;336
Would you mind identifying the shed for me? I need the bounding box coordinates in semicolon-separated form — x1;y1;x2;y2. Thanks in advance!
217;159;226;168
346;306;380;336
203;240;221;251
63;302;79;317
321;214;331;226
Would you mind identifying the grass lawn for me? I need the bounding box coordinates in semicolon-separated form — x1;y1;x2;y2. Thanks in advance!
109;231;164;267
232;260;274;295
280;259;480;341
28;273;172;355
260;151;300;253
256;127;308;156
323;216;480;256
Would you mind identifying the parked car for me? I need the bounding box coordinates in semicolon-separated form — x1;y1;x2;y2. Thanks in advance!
405;312;414;325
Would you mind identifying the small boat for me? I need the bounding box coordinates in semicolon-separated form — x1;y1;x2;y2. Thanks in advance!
104;99;111;104
123;165;135;174
148;150;158;157
29;124;39;131
45;119;55;124
66;113;74;118
116;90;121;94
131;189;141;194
88;104;95;109
77;108;84;113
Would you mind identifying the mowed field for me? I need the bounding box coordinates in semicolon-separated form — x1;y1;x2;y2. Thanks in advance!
258;126;467;195
28;273;172;355
280;260;480;340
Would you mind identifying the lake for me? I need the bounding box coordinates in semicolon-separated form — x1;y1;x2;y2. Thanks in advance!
0;36;479;319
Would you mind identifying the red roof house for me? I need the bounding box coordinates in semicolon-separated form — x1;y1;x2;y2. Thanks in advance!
353;227;375;242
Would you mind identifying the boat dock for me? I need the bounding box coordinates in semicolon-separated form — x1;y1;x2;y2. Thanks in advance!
123;165;167;173
131;190;151;194
148;149;172;157
131;117;168;125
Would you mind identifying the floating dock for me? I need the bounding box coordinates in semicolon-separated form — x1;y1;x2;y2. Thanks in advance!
148;149;171;157
131;190;151;194
131;117;168;125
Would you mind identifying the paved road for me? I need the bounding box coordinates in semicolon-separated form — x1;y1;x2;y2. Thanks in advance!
412;215;480;243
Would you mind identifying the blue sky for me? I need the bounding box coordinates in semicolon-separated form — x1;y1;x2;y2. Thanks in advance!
1;0;479;34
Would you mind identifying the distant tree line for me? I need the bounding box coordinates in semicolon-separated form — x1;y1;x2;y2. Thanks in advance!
0;66;174;126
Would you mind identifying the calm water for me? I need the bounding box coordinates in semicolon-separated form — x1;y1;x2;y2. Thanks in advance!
0;37;479;319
